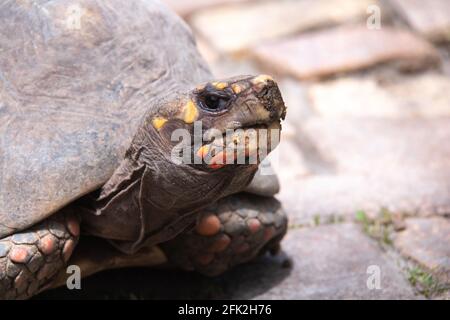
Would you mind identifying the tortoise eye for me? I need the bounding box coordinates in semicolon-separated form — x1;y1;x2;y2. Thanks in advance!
202;94;228;111
198;91;231;112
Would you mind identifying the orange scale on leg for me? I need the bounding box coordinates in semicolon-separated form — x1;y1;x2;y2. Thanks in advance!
196;214;222;236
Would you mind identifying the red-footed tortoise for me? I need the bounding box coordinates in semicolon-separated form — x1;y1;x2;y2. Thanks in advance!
0;0;288;299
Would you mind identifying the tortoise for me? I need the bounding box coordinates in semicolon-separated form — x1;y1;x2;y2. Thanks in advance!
0;0;288;299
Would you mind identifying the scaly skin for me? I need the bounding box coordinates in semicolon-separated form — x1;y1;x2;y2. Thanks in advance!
162;194;288;276
0;194;287;299
0;211;79;299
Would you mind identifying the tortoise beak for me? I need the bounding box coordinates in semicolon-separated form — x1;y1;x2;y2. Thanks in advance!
251;74;286;122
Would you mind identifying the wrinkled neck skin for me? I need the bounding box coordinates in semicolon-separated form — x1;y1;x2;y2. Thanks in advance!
80;97;258;254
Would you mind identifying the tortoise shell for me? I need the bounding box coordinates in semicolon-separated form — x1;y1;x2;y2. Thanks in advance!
0;0;211;238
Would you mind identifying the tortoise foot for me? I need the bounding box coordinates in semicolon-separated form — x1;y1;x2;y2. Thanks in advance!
0;211;79;299
161;193;288;276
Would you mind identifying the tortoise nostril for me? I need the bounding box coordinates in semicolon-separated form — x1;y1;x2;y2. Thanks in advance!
259;86;270;97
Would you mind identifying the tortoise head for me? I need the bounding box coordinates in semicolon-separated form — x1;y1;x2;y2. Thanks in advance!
132;74;286;212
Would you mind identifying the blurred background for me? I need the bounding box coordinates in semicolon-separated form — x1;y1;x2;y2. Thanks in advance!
38;0;450;299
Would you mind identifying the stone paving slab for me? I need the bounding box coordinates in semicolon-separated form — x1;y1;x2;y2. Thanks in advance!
274;118;450;225
310;77;399;118
254;223;418;299
390;0;450;43
36;224;419;299
394;217;450;283
308;73;450;118
252;25;440;80
189;0;377;54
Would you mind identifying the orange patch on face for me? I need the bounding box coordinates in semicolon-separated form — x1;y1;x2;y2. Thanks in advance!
209;163;225;170
196;145;210;159
196;214;221;236
208;151;226;169
209;150;237;169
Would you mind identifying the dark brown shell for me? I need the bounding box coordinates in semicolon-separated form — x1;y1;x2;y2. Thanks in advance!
0;0;211;238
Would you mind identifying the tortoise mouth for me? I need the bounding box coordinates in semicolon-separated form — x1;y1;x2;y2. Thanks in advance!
192;120;281;170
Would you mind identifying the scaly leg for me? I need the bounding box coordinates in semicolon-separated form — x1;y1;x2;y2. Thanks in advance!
0;211;79;299
161;193;288;276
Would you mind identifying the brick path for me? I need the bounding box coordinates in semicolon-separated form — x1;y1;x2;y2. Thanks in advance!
38;0;450;299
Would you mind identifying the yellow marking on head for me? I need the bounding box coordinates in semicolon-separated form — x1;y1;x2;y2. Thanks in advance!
231;84;242;94
212;82;228;90
196;145;210;159
252;74;274;85
152;117;167;130
183;100;199;124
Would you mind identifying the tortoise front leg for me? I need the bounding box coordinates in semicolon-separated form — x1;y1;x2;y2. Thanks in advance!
161;193;288;276
0;211;79;299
